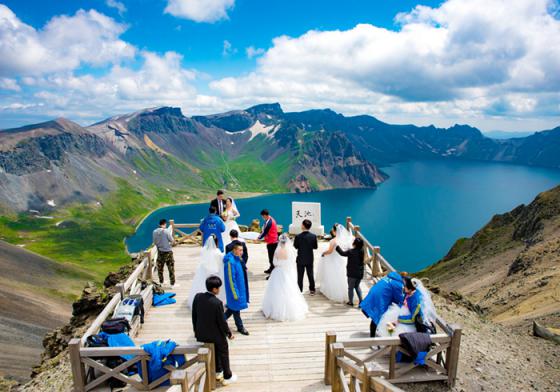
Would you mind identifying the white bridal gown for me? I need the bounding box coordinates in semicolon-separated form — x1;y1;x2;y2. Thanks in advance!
317;224;353;303
188;238;226;308
221;208;241;248
262;240;309;321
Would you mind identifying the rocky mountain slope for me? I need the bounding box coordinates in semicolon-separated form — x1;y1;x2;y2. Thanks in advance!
0;241;93;383
0;104;389;213
419;185;560;331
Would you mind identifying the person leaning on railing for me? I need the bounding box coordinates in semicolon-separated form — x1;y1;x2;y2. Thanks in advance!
153;218;177;288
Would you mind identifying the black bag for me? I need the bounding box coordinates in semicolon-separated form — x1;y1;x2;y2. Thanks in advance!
85;334;127;389
101;317;131;335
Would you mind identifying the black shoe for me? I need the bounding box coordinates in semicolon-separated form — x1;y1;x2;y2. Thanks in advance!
264;268;273;274
265;275;270;280
346;302;354;307
310;290;316;296
238;328;249;336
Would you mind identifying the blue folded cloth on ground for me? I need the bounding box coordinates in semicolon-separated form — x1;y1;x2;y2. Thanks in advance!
153;292;176;307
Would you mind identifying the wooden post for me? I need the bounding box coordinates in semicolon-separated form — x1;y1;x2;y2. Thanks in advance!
389;345;397;380
197;348;212;392
332;343;345;392
346;216;352;230
446;325;462;387
361;364;369;392
324;331;337;385
69;338;86;392
170;369;189;391
372;246;383;277
116;283;125;300
203;343;216;390
146;250;153;281
170;219;176;242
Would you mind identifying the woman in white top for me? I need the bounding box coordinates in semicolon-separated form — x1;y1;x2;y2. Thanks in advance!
221;197;241;248
261;234;308;321
188;235;226;309
317;224;353;303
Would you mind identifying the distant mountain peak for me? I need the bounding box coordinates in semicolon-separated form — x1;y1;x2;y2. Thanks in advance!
246;103;283;116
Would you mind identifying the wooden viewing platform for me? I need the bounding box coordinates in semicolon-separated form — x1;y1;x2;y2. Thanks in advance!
69;218;461;392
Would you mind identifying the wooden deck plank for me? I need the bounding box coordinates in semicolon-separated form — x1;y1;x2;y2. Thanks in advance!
134;242;375;392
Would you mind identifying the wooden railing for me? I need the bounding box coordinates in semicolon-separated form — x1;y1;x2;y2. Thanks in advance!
346;217;394;279
322;217;463;391
70;223;217;392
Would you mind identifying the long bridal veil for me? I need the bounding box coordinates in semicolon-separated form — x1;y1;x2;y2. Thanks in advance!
188;235;225;308
262;234;308;321
336;224;354;250
412;278;438;326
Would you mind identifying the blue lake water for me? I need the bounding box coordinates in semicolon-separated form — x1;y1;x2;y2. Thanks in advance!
127;160;560;272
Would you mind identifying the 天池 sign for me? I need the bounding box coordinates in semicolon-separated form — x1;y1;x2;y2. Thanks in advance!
288;202;324;235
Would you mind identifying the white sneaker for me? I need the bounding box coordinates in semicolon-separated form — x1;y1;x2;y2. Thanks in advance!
170;283;180;289
216;372;224;382
222;374;238;385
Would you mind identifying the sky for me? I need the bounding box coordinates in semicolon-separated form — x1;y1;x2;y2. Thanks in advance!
0;0;559;131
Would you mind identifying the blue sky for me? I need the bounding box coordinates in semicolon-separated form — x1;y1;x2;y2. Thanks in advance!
0;0;559;131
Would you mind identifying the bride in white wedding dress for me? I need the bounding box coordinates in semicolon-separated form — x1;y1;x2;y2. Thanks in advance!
188;235;226;309
262;234;308;321
317;224;353;303
376;278;438;337
221;197;241;247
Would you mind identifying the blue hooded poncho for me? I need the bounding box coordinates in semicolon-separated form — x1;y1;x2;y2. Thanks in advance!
223;252;248;312
199;213;226;252
360;271;404;324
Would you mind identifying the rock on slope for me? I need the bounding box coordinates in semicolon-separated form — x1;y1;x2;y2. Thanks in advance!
419;185;560;331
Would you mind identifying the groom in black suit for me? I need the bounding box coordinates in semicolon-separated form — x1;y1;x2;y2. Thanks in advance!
192;276;237;384
210;190;226;217
225;229;249;303
294;219;318;295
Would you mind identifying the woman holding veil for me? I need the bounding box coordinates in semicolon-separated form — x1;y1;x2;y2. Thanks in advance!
376;276;438;337
317;224;353;303
221;197;241;248
261;233;308;321
188;234;226;309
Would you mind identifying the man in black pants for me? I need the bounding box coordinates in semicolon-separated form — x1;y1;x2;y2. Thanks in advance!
258;209;279;274
192;276;238;385
293;219;318;295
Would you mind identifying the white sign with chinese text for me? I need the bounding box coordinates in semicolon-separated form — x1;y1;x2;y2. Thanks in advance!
288;202;324;235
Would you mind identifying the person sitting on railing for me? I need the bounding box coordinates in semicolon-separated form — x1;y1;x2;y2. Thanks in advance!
153;218;176;288
396;277;437;334
192;276;237;386
359;271;405;337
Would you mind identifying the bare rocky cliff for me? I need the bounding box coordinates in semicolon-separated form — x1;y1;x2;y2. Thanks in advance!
419;185;560;331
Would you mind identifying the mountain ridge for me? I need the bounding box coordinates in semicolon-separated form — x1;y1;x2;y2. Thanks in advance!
2;103;560;213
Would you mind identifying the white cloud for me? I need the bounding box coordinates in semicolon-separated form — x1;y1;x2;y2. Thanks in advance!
222;40;237;56
106;0;127;15
246;46;265;59
0;5;135;77
210;0;560;125
164;0;234;23
0;77;20;91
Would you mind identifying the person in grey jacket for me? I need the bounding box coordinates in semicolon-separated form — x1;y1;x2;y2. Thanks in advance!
153;218;176;287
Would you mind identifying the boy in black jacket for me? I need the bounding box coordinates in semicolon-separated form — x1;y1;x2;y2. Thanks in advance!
336;238;365;306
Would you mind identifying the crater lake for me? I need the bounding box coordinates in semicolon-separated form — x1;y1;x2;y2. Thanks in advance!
127;160;560;272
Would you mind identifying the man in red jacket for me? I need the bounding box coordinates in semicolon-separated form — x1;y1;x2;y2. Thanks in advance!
258;209;278;274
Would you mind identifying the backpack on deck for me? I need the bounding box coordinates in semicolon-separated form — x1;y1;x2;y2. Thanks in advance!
113;295;145;324
85;334;127;389
101;317;131;335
